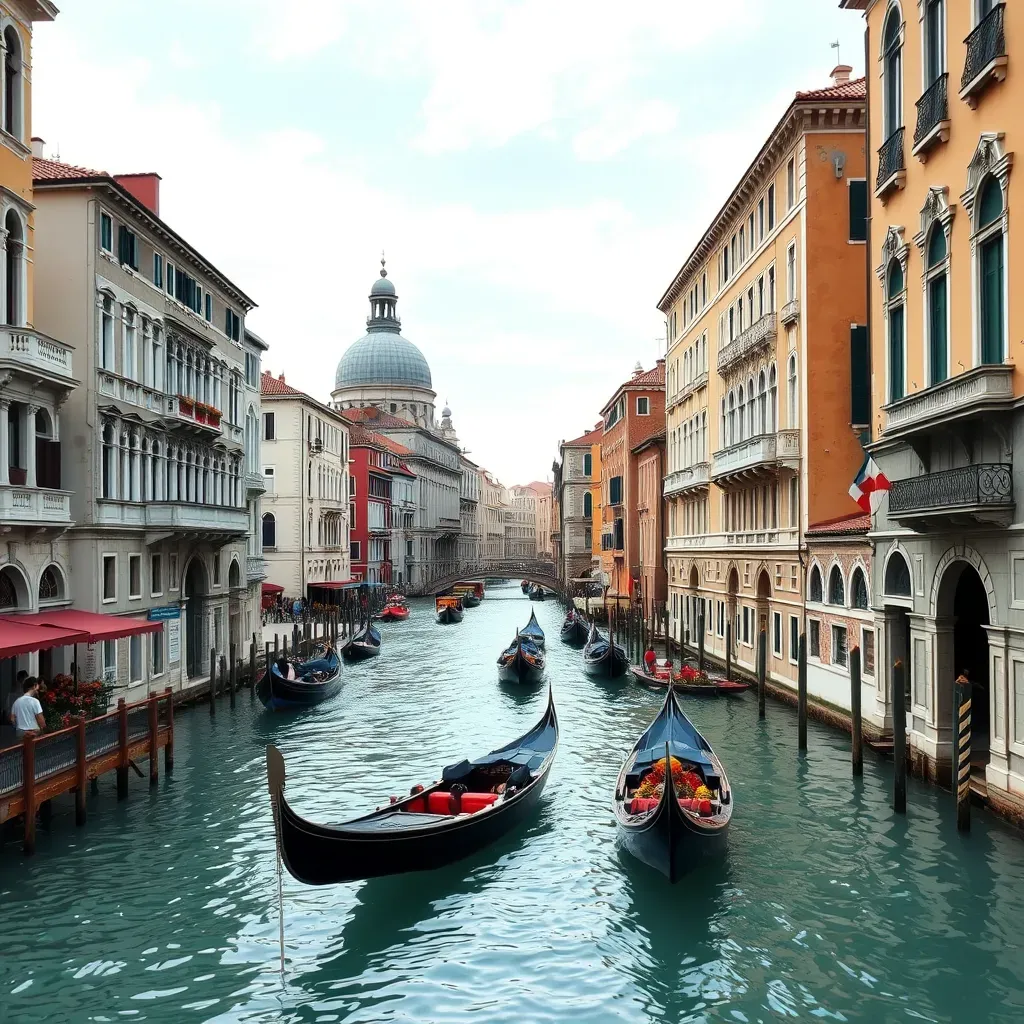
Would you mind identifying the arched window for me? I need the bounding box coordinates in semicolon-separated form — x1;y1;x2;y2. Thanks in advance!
768;364;778;432
39;564;65;603
809;564;823;603
787;354;798;428
736;387;745;442
925;226;948;385
882;6;903;138
746;378;755;437
0;565;21;608
977;177;1005;366
851;567;869;609
727;392;735;446
884;551;912;596
583;491;592;518
887;259;906;402
828;565;845;606
4;207;23;326
102;422;116;499
3;25;22;140
757;369;767;434
262;511;277;548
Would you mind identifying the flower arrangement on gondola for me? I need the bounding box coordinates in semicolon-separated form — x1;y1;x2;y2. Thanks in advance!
635;756;705;800
672;664;712;686
38;674;114;730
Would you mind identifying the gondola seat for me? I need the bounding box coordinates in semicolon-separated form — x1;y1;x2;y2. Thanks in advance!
628;795;714;816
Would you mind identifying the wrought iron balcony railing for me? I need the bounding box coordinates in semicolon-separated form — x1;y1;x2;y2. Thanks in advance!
888;463;1012;516
876;128;905;193
961;4;1006;100
913;73;948;149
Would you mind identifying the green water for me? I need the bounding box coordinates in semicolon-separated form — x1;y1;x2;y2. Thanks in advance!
2;587;1023;1023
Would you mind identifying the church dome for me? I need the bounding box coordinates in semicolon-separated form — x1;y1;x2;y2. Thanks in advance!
370;276;396;297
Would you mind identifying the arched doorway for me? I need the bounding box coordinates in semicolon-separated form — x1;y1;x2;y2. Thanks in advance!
883;550;913;720
228;557;242;650
687;564;699;643
756;569;771;642
183;556;209;680
726;566;739;651
935;561;991;778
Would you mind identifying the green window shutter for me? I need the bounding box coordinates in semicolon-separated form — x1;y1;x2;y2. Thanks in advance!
981;235;1004;364
850;325;870;424
849;181;867;242
888;305;905;402
117;225;128;264
928;275;948;384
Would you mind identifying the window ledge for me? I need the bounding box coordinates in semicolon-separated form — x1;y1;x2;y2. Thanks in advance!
0;129;30;158
960;56;1008;109
912;120;951;161
874;169;907;202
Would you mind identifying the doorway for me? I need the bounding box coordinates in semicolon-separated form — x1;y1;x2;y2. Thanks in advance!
727;567;739;650
951;565;990;770
184;556;209;679
756;569;771;642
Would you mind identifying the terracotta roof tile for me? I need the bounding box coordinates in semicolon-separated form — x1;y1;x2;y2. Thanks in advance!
564;426;603;447
259;371;305;398
32;156;107;181
628;363;666;388
795;76;867;102
340;407;416;430
806;511;871;537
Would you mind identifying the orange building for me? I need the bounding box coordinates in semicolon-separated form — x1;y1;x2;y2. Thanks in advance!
598;361;665;607
842;0;1023;816
634;431;667;621
660;67;868;694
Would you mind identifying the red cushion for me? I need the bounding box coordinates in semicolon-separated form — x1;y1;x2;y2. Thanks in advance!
628;797;660;814
424;790;500;815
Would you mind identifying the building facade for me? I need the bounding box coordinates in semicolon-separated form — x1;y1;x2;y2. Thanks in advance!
260;372;350;598
843;0;1023;816
659;68;867;694
458;454;482;565
242;329;267;618
533;482;553;560
508;485;539;559
33;153;259;691
556;426;602;584
634;432;667;619
482;469;509;561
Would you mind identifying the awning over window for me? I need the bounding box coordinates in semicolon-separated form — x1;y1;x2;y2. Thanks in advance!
307;579;368;590
8;610;162;642
0;619;90;658
262;582;285;594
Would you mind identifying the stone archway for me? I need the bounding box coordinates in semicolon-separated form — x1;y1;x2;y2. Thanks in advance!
183;556;209;680
756;568;772;643
726;566;739;650
687;564;699;643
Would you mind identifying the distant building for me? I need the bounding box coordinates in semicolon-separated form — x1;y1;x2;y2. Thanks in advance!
481;470;510;561
556;424;602;584
508;485;540;559
634;431;667;620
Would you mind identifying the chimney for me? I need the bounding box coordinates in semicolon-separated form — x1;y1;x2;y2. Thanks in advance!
114;172;162;217
830;64;853;87
30;137;45;159
278;373;285;381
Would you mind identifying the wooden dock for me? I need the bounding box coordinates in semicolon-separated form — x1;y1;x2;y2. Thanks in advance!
0;689;173;854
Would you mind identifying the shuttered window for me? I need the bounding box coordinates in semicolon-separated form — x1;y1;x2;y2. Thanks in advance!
850;325;870;425
849;180;867;241
117;225;139;270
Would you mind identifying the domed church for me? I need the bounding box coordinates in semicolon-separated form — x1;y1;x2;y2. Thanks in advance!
331;259;437;428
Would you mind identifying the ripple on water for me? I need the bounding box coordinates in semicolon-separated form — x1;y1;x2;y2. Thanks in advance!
2;588;1024;1023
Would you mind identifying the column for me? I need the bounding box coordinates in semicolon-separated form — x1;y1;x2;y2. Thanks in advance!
0;399;8;485
24;405;37;488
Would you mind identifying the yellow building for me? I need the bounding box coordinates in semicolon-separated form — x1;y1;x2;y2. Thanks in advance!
842;0;1024;818
660;66;868;702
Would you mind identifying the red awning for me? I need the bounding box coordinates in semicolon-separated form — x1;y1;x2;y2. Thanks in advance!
261;582;285;594
9;610;161;642
0;619;90;658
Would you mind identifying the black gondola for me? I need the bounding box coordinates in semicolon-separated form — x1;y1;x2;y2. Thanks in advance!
582;623;628;679
256;645;342;711
559;610;589;647
521;580;530;594
436;596;464;624
518;609;545;649
497;635;545;684
613;686;732;881
343;621;382;660
528;584;546;602
266;687;559;884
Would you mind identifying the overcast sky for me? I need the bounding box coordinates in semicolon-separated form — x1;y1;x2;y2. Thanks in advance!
34;1;863;484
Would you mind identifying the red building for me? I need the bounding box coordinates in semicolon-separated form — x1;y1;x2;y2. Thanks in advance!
347;424;414;584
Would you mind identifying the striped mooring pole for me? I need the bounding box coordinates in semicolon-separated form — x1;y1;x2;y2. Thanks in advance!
955;673;972;832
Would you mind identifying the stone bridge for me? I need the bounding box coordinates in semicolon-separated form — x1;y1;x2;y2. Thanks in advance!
416;560;561;597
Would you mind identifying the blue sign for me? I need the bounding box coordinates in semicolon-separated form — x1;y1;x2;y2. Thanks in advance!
149;605;180;621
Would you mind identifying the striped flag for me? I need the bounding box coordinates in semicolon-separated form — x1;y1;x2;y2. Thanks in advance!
849;456;890;514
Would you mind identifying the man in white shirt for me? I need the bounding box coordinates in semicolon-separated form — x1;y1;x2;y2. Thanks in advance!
10;677;45;739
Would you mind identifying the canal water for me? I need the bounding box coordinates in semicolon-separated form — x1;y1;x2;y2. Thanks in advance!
2;586;1024;1023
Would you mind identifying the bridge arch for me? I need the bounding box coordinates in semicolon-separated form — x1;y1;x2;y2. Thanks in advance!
419;560;562;597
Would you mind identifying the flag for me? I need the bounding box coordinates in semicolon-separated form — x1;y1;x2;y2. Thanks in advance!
849;456;890;514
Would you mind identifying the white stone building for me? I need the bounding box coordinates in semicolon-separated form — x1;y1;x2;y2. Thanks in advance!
556;426;601;582
32;155;259;691
482;470;510;561
259;371;350;599
508;486;539;559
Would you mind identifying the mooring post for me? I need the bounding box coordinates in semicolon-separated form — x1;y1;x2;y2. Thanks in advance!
892;659;907;813
282;635;289;662
22;732;36;854
229;645;237;707
850;646;863;776
117;697;129;800
698;606;705;674
273;633;279;661
75;716;87;826
209;648;217;715
249;637;257;697
148;692;159;786
725;622;732;684
264;642;271;685
164;687;174;773
757;629;766;719
955;672;971;831
798;632;807;751
292;622;299;653
219;656;227;703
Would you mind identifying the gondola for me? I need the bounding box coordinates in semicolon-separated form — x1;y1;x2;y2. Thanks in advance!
454;582;484;608
528;584;546;602
521;580;531;594
380;602;409;621
629;664;750;695
343;621;382;660
256;645;342;711
613;684;732;881
436;595;464;624
497;635;545;684
559;610;590;647
582;623;628;679
518;609;545;649
266;686;559;884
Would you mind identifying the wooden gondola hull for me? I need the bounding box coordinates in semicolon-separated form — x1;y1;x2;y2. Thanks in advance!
436;606;464;624
497;650;545;684
277;768;552;884
343;627;382;660
583;647;629;679
617;798;729;882
256;657;343;711
460;594;482;608
559;619;590;647
380;608;409;621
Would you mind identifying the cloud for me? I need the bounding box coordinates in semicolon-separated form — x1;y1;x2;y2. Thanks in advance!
245;0;351;61
573;100;678;161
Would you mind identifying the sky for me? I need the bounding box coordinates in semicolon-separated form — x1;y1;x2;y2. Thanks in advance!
33;0;864;485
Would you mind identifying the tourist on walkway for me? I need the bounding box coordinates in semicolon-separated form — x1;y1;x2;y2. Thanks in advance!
292;597;302;623
10;677;45;739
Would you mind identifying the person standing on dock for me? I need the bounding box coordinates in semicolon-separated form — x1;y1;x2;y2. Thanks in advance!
644;647;657;674
10;677;45;739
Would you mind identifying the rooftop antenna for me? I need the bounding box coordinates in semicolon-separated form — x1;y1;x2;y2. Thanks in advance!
831;39;841;66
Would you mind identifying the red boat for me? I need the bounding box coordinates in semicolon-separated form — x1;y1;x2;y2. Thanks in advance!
380;603;409;621
630;664;750;695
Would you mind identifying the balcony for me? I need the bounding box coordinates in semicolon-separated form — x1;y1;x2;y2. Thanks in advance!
664;462;710;497
145;502;249;538
913;73;950;158
711;429;800;484
875;127;906;200
780;299;800;327
888;463;1014;529
247;555;267;582
717;314;776;374
882;365;1013;441
245;471;266;496
960;3;1007;108
0;485;72;526
0;327;75;388
166;395;223;437
668;370;708;410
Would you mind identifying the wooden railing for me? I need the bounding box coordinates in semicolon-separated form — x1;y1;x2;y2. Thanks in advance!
0;688;174;853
